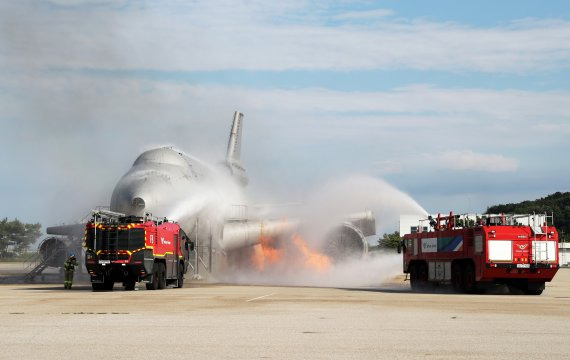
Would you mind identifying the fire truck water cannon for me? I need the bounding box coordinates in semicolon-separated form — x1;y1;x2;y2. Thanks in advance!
83;209;194;291
401;212;559;295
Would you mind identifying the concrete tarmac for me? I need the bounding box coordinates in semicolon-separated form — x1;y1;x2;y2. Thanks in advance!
1;268;570;359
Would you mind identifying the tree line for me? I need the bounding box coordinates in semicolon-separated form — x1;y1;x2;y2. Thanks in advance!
378;192;570;248
486;191;570;242
0;218;41;259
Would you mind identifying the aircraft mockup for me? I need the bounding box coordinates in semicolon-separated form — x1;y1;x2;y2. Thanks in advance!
47;112;375;276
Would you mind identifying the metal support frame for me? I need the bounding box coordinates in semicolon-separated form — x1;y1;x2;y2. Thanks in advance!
189;217;214;279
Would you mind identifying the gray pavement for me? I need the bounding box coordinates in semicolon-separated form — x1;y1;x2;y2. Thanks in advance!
0;267;569;359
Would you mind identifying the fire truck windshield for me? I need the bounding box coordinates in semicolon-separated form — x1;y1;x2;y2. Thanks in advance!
86;227;145;252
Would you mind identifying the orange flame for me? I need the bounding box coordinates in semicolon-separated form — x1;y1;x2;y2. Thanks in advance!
250;231;331;273
251;235;284;271
292;234;331;272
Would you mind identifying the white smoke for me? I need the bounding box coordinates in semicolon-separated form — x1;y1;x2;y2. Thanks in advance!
167;191;212;222
220;252;403;288
218;175;426;288
299;175;428;244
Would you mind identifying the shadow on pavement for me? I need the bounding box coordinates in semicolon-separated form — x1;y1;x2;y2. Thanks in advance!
338;286;413;294
14;284;94;291
340;283;513;295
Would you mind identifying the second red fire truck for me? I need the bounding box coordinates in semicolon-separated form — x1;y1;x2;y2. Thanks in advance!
84;210;194;291
401;212;559;295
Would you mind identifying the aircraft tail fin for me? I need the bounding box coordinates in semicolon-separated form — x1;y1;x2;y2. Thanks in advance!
226;111;243;164
225;111;248;186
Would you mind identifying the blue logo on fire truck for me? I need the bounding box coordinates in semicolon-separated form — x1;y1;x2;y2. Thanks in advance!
439;236;463;252
422;236;463;252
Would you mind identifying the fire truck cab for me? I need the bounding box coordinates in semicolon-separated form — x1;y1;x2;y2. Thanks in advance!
84;210;193;291
402;212;559;295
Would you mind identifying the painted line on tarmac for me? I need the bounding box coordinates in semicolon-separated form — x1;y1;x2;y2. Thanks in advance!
246;293;275;302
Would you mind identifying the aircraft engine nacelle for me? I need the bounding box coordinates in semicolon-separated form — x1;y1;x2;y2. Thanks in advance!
38;237;71;268
321;210;375;262
322;223;369;263
220;220;297;252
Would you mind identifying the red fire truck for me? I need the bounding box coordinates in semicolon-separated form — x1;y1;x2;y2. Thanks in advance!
401;212;559;295
84;210;193;291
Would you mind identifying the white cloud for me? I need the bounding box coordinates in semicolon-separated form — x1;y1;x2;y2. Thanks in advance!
3;71;569;146
376;150;519;175
3;72;569;129
0;72;558;185
246;85;570;120
45;0;128;6
376;150;519;174
334;9;394;20
374;160;403;174
0;2;569;72
429;151;519;172
532;122;570;134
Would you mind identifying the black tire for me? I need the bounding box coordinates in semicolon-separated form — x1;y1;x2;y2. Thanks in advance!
463;262;477;294
410;262;430;292
103;278;114;291
524;282;545;295
175;264;184;288
124;279;136;291
92;282;105;291
409;264;419;291
158;263;166;290
452;263;464;293
524;289;544;295
417;262;431;291
146;263;159;290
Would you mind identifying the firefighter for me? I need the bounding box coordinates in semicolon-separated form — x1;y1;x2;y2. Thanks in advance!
63;254;78;289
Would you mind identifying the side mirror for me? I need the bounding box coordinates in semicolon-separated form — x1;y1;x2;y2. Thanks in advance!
398;240;405;254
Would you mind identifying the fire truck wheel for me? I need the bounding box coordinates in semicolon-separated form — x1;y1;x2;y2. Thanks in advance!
523;281;545;295
103;278;114;291
417;263;429;291
158;263;167;290
409;264;419;291
92;283;105;291
410;263;429;292
146;263;159;290
451;264;464;293
176;266;184;288
463;263;477;294
124;279;136;291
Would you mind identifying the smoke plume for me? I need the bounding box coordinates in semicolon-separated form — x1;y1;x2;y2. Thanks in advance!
219;175;426;288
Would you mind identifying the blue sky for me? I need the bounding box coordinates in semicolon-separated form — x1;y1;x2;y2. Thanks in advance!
0;0;569;232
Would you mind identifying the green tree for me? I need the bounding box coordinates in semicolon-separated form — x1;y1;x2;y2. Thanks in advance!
0;218;41;258
378;231;402;249
486;192;570;243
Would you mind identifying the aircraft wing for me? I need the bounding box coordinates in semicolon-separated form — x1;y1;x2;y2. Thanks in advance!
46;223;86;238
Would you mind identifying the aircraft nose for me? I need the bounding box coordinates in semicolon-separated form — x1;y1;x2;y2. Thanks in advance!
131;197;146;212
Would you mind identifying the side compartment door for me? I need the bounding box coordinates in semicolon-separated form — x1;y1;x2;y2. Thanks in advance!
159;226;174;279
172;233;179;278
166;229;175;279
